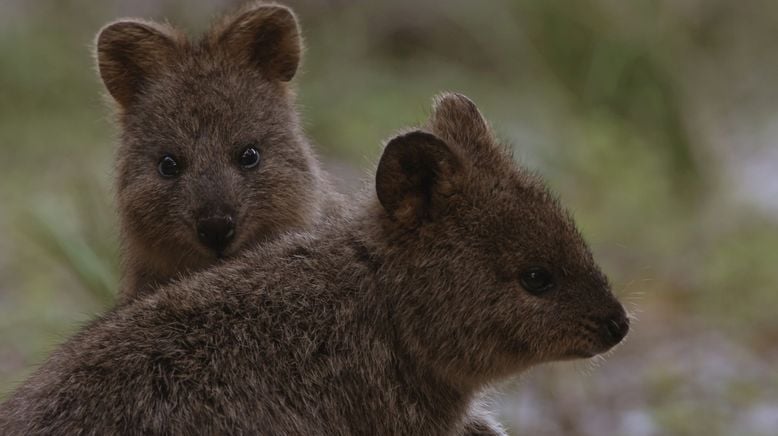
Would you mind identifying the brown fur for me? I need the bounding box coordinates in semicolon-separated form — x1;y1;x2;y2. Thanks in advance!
96;3;499;433
0;94;628;435
97;3;340;302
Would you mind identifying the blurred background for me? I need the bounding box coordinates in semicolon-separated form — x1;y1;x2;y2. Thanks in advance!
1;0;777;434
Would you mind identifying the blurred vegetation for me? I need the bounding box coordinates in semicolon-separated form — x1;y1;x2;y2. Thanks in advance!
1;1;777;434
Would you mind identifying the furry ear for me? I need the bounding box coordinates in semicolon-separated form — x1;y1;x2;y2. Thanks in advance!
376;130;461;225
430;92;492;156
216;4;301;82
96;20;180;107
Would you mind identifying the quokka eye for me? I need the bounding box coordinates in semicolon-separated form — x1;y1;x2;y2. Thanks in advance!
158;155;180;178
519;267;555;295
238;146;260;169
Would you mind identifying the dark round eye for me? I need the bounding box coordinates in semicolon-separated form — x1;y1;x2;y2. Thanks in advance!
519;267;555;294
158;155;180;178
238;146;260;169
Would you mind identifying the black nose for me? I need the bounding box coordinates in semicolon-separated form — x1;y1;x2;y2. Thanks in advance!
602;313;630;346
196;215;235;253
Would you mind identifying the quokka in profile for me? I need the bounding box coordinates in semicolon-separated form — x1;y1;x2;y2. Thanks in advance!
0;93;629;435
97;2;340;303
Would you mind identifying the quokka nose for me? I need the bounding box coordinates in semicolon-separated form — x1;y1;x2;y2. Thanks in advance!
603;313;630;346
196;215;235;253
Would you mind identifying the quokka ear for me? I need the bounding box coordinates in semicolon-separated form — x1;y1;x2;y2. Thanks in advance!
96;20;180;107
376;130;462;225
430;92;493;158
216;4;301;82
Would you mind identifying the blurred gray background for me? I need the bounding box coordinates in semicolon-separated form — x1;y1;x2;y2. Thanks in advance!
1;1;777;435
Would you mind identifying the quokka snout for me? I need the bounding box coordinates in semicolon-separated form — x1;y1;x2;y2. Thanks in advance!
97;4;327;301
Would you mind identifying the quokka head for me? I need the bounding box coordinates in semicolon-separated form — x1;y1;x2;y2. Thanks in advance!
96;3;318;269
375;93;629;380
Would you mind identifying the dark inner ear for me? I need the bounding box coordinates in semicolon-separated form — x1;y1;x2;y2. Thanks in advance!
376;131;460;224
218;5;301;82
96;21;177;107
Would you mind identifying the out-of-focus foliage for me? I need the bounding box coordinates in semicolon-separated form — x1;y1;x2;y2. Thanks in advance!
1;1;777;434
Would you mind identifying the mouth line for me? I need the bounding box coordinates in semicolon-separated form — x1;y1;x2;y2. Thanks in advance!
216;251;234;260
193;236;240;259
566;349;597;359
